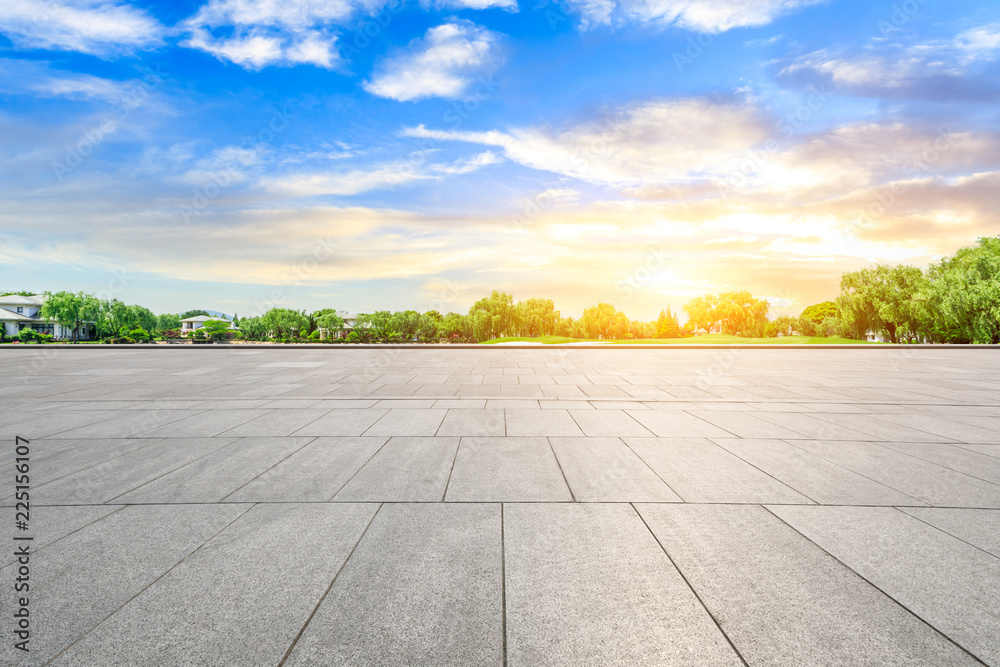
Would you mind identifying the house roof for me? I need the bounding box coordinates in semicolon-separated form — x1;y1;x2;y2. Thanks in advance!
0;294;44;306
180;315;229;323
0;308;37;322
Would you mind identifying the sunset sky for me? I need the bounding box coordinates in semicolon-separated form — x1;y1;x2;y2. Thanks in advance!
1;0;998;318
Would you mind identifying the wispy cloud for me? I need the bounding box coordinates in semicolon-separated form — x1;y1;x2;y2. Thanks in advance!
0;58;136;101
561;0;824;32
405;98;771;185
364;20;504;101
180;0;365;69
780;23;1000;100
0;0;163;55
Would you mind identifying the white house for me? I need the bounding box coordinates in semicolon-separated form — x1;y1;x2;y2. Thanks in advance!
0;294;92;340
180;315;235;334
319;314;359;340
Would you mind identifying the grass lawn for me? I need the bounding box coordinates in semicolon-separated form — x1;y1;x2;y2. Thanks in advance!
481;334;878;345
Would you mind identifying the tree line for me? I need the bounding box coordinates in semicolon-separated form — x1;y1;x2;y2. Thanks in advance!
6;236;997;344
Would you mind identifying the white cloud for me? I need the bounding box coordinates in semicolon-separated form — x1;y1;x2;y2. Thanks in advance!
430;151;504;174
0;0;163;55
953;23;1000;60
262;150;502;196
430;0;519;10
181;0;362;69
781;23;1000;97
0;58;131;101
262;161;431;196
405;98;770;185
560;0;823;32
364;21;504;101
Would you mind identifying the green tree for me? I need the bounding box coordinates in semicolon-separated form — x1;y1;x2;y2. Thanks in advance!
179;310;211;319
262;308;309;338
238;316;269;341
919;236;1000;344
127;304;157;334
41;291;86;341
800;301;837;325
357;311;395;342
467;291;517;341
683;295;720;334
390;310;421;341
715;291;769;336
515;298;558;337
581;303;621;340
156;313;182;332
312;309;345;337
200;319;232;341
838;265;925;343
438;313;467;341
654;306;680;338
416;314;440;342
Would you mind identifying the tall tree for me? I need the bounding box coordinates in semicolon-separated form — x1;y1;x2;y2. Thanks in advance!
838;265;925;344
683;295;720;334
654;306;680;338
920;236;1000;344
41;291;85;341
715;291;769;336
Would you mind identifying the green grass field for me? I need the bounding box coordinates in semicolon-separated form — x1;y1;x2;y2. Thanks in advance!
481;334;877;345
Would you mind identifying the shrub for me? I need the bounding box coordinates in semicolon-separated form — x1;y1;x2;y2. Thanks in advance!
18;329;38;343
129;327;150;342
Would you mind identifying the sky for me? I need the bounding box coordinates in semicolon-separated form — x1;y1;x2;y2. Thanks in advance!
1;0;999;319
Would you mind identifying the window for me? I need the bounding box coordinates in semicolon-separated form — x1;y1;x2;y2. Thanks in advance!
17;307;23;313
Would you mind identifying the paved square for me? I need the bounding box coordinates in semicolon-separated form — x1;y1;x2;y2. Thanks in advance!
1;347;998;665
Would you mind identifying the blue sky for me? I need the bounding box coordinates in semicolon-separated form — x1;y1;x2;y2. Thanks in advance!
1;0;999;319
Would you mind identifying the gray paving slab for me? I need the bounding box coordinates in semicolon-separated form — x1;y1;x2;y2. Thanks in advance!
52;503;378;667
900;508;1000;557
0;505;122;566
27;437;239;504
333;436;459;501
635;504;981;666
113;436;313;503
1;437;156;493
788;439;1000;507
0;411;119;440
444;437;571;501
43;408;206;439
686;410;807;438
362;408;447;436
807;412;956;442
284;503;503;667
549;437;680;502
770;505;1000;665
216;407;333;436
876;441;1000;485
504;503;741;666
624;410;733;437
625;438;812;503
291;407;388;436
869;413;1000;443
956;444;1000;459
436;408;506;436
711;439;923;506
565;409;655;436
0;504;247;666
137;408;273;437
749;412;874;440
226;437;389;502
504;409;584;436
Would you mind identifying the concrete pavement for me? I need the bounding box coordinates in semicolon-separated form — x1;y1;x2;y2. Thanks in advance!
1;347;997;665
